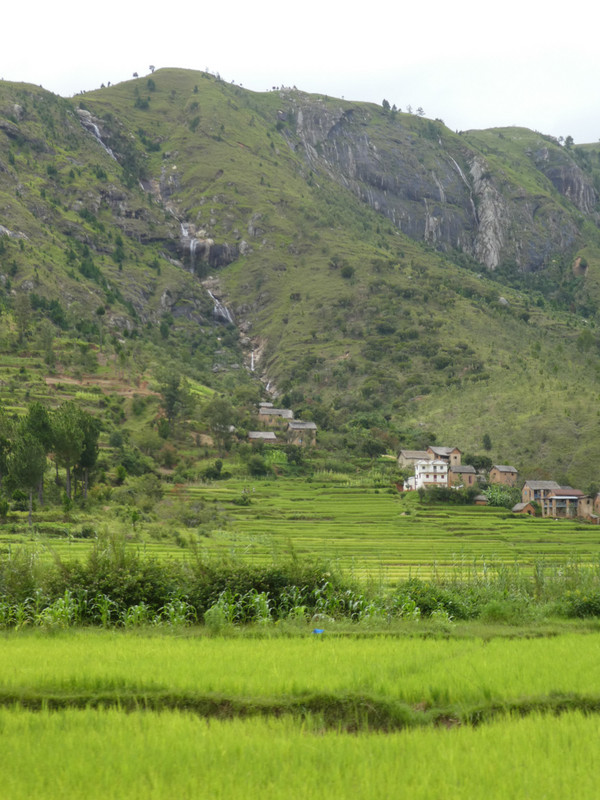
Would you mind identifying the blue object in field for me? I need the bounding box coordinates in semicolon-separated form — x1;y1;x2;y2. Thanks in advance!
312;628;324;634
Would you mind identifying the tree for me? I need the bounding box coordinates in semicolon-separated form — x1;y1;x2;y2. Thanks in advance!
21;402;53;505
149;65;155;73
37;318;56;368
76;411;101;500
52;402;84;500
203;396;235;455
8;432;46;527
13;293;31;345
482;433;492;451
382;99;390;112
159;371;182;433
565;135;574;148
0;408;14;489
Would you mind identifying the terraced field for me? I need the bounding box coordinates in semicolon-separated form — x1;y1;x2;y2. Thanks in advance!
180;477;600;581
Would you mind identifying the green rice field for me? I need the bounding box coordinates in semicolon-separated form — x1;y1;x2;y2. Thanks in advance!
2;629;600;798
181;477;600;580
4;475;600;583
1;709;598;799
2;630;600;707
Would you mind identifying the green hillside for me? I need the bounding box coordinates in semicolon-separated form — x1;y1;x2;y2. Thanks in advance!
1;68;600;484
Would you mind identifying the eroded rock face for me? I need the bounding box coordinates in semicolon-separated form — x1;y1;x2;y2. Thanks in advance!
288;98;597;271
470;156;508;270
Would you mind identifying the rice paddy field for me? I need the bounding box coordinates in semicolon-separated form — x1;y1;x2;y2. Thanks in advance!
2;629;600;798
4;473;600;583
182;476;600;581
4;474;600;796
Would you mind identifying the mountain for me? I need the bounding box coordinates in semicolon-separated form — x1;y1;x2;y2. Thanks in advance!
1;68;600;485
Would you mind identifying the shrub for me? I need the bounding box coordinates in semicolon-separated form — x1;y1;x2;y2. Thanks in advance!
247;454;270;476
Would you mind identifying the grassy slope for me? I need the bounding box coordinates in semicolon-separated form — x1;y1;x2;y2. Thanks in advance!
2;71;600;485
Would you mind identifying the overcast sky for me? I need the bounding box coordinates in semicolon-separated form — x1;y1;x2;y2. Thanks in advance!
3;0;598;144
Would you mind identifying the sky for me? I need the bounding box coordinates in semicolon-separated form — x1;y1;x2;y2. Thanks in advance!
3;0;599;143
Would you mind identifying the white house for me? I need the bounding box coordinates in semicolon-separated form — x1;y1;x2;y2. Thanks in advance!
404;459;449;491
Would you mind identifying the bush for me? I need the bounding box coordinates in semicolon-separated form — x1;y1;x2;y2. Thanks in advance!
417;485;479;504
565;592;600;618
395;579;473;620
247;455;270;476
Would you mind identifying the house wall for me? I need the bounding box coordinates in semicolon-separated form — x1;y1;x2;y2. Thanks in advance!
449;450;461;467
578;497;594;519
287;429;316;447
398;453;429;468
414;460;448;489
490;468;517;486
259;413;291;428
449;470;476;487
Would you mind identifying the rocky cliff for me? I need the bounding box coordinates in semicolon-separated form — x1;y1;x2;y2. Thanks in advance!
282;93;597;270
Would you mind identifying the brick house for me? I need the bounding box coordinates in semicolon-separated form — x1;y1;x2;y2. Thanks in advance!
512;502;536;516
397;449;430;469
258;407;294;428
448;464;477;487
426;446;462;467
540;487;586;519
248;431;277;444
489;465;518;486
521;480;561;504
286;420;317;447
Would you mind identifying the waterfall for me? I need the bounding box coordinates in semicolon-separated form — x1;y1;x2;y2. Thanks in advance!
207;289;235;325
189;237;198;273
251;350;255;372
81;120;117;160
448;156;478;224
180;223;198;272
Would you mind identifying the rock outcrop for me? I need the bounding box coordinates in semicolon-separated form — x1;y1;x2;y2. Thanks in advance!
286;96;597;271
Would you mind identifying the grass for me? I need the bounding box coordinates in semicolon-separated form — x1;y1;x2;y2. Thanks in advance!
0;709;598;799
2;629;600;797
2;629;600;711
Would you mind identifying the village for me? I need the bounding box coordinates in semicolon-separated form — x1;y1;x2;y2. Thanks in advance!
397;446;600;521
248;402;318;448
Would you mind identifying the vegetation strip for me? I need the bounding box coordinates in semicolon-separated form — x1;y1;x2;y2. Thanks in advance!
3;690;600;730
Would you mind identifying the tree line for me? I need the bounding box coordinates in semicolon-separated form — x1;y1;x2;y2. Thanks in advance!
0;401;100;526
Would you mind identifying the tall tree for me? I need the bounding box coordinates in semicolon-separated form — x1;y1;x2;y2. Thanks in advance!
13;293;31;345
159;370;182;433
8;433;46;527
203;396;235;455
21;402;53;505
52;402;84;500
0;407;14;489
76;411;101;500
